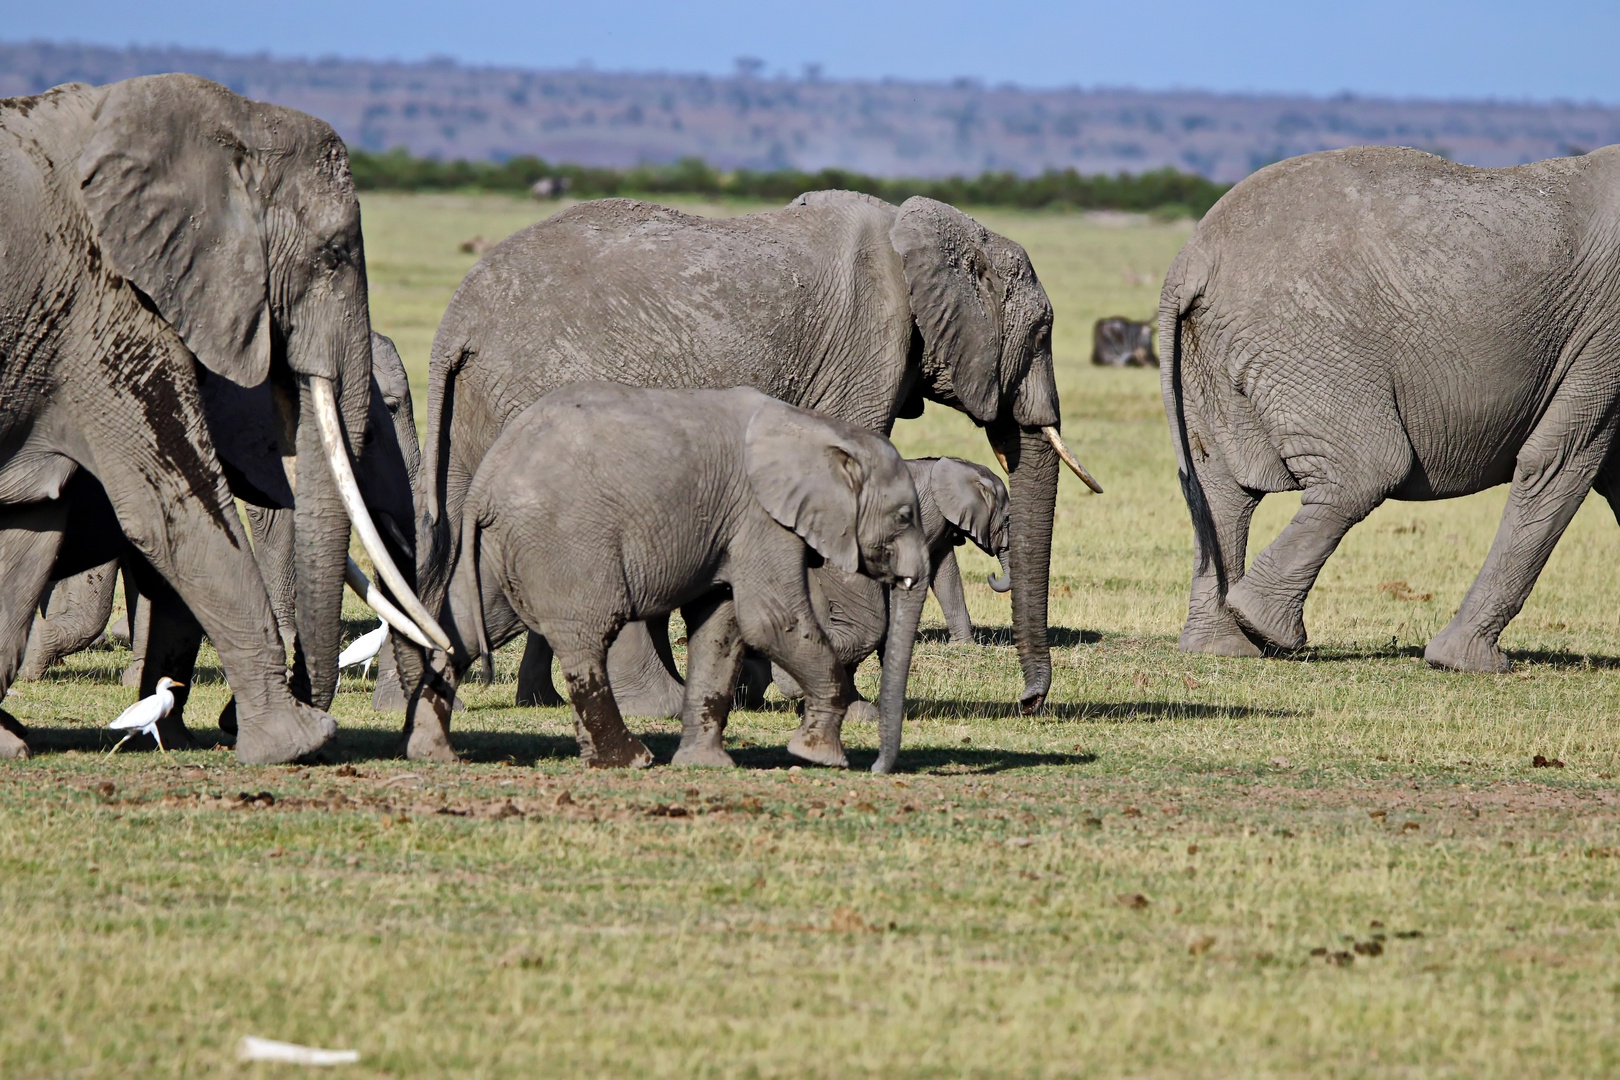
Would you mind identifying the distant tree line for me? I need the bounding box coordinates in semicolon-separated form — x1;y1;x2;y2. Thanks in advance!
347;147;1230;217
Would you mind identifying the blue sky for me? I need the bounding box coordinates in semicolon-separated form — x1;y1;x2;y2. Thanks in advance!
18;0;1620;103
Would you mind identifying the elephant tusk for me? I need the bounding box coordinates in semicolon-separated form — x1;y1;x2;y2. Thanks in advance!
311;376;452;652
986;432;1010;474
345;557;436;650
1041;426;1104;494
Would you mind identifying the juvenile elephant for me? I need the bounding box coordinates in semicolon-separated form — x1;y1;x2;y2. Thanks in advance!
0;75;441;762
444;384;929;772
769;457;1012;721
1163;144;1620;671
413;191;1099;759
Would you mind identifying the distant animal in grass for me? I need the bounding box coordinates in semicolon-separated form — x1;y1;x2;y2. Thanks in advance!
1092;317;1158;367
107;677;183;755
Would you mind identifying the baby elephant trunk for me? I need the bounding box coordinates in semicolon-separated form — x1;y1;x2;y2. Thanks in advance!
988;549;1013;593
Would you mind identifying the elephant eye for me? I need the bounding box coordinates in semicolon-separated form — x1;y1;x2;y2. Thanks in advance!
896;505;913;525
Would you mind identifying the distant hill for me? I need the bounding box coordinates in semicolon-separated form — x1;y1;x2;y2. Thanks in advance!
5;40;1620;182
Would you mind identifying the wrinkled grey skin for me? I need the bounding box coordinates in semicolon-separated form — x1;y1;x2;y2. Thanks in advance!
444;384;929;772
414;191;1064;756
1163;144;1620;671
0;75;409;763
21;333;428;740
770;458;1010;770
18;559;121;680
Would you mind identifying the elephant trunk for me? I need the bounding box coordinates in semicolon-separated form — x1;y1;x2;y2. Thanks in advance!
289;369;364;708
873;581;928;774
1000;424;1058;712
988;549;1013;593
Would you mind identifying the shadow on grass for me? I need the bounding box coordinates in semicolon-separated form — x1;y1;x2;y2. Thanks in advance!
1262;641;1620;671
915;626;1101;647
909;699;1295;722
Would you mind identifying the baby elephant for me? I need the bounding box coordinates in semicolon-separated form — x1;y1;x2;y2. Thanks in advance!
445;383;929;770
768;458;1011;719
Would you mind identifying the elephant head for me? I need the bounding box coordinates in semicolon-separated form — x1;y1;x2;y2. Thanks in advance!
887;197;1099;709
917;457;1013;592
744;408;930;590
73;74;441;706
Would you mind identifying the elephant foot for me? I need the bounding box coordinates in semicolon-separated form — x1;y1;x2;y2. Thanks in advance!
844;700;880;725
579;728;654;769
17;634;55;682
1225;580;1306;652
405;725;462;763
235;704;337;765
107;615;131;647
1424;624;1511;673
1179;622;1264;658
671;738;737;768
514;684;565;708
787;718;849;769
120;658;143;689
0;709;31;760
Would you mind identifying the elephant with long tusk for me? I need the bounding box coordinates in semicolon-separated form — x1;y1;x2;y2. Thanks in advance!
0;74;441;763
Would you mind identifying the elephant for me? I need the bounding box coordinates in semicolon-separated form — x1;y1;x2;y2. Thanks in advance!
443;384;930;772
17;559;123;681
767;457;1012;723
412;190;1100;758
0;75;441;762
1162;144;1620;671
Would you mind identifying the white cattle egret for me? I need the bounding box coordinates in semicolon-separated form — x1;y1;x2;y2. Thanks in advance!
338;624;389;680
107;676;182;755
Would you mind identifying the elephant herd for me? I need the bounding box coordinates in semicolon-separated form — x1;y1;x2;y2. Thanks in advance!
2;73;1613;773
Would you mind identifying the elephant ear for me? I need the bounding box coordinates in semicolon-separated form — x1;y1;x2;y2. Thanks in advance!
745;408;863;574
890;197;1003;423
931;459;1006;554
78;75;271;387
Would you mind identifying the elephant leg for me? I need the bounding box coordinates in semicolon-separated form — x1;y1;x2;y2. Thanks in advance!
733;649;772;709
244;505;298;660
672;592;744;767
1179;454;1263;657
1226;491;1379;652
604;618;685;718
514;631;565;707
551;629;653;769
19;558;120;680
0;503;67;760
737;590;851;769
1427;410;1614;673
121;573;151;689
930;547;976;645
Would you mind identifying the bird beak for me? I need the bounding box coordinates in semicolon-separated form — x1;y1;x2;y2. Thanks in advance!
171;681;185;688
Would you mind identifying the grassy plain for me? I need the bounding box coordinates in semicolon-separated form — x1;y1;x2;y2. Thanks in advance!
4;193;1620;1077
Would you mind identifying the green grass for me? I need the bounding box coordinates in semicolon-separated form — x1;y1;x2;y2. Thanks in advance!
5;193;1620;1077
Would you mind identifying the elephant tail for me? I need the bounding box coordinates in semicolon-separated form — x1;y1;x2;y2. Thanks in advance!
1159;250;1221;583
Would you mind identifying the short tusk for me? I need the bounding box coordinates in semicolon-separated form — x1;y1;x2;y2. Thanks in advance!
1041;426;1104;494
345;557;436;650
986;432;1010;473
311;376;452;651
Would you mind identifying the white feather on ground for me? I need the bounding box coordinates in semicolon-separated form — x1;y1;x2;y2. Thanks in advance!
237;1036;359;1066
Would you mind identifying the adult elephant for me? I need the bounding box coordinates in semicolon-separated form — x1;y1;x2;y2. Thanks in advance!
1162;144;1620;671
410;191;1098;757
0;75;441;761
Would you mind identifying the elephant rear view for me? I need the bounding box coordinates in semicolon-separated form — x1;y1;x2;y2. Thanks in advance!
1163;144;1620;670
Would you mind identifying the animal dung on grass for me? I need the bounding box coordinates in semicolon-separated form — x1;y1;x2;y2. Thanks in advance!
1378;580;1433;602
1116;892;1151;910
1532;755;1566;769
